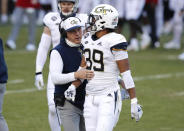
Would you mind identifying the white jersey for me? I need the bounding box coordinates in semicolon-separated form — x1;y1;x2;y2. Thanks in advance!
82;32;128;95
43;12;88;48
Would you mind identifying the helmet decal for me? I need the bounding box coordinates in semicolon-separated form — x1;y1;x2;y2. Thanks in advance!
94;6;113;15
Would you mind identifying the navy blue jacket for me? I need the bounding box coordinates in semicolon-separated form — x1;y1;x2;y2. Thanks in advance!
0;38;8;83
53;38;86;110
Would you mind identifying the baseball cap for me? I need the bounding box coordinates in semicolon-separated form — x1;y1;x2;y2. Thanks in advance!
61;17;83;31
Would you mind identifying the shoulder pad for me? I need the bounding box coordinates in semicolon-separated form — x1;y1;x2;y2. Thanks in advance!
108;33;127;46
43;12;61;27
108;33;127;50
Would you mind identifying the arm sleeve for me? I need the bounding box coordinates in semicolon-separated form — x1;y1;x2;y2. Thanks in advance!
112;50;128;61
120;70;135;89
49;50;76;84
36;33;52;73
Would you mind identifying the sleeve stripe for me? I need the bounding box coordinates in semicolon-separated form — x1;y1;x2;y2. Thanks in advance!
112;48;127;51
110;42;128;52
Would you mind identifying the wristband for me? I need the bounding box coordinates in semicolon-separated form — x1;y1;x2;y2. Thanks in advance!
35;72;42;75
131;97;138;104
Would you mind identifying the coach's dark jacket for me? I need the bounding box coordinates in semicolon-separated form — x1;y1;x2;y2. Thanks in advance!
53;38;86;110
0;38;8;83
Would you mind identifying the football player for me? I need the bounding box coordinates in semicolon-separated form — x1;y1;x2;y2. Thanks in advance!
34;0;88;131
82;4;143;131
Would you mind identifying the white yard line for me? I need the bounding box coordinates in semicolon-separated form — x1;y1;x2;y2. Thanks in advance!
5;50;35;54
174;92;184;96
5;88;40;95
5;72;184;95
134;72;184;82
8;79;24;84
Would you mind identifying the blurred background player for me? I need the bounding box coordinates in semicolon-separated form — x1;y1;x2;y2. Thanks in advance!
35;0;88;131
37;0;58;26
5;0;40;51
1;0;8;24
163;0;184;51
0;38;9;131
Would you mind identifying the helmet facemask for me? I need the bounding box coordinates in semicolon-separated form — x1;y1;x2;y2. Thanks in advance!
57;0;78;16
86;14;105;35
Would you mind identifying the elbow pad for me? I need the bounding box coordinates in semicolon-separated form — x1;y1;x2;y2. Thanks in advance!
120;70;135;89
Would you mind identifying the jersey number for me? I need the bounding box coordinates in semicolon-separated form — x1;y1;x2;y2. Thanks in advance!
84;49;104;71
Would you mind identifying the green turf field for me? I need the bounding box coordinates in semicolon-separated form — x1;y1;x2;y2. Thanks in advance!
0;24;184;131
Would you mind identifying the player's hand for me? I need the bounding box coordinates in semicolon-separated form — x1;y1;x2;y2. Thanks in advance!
64;84;76;101
35;73;44;90
131;98;143;122
74;68;94;80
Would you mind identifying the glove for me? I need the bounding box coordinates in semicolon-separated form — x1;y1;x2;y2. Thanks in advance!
64;84;76;101
131;98;143;122
35;73;44;90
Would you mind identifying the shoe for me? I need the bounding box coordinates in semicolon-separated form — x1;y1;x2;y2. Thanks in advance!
163;41;180;49
140;33;151;50
6;40;16;50
26;43;36;51
128;38;139;51
178;52;184;61
1;14;8;24
154;41;160;48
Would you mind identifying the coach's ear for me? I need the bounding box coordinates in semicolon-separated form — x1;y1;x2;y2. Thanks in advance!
59;21;66;38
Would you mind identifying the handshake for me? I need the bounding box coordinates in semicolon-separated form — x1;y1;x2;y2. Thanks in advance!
65;67;94;101
74;67;94;80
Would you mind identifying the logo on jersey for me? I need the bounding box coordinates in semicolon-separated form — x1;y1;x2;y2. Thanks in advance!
94;6;113;15
51;16;57;21
84;41;89;44
97;42;102;46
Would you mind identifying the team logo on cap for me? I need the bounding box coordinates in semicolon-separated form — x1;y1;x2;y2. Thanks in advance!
70;20;78;25
94;6;113;15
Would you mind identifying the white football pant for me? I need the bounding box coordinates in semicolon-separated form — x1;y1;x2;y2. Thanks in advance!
47;73;61;131
84;91;118;131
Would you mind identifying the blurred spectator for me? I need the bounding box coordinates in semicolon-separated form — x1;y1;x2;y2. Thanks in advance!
0;38;9;131
163;0;184;50
6;0;40;51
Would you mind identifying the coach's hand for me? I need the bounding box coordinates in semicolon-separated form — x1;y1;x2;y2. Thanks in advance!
131;98;143;122
74;68;94;80
64;84;76;102
35;72;44;90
